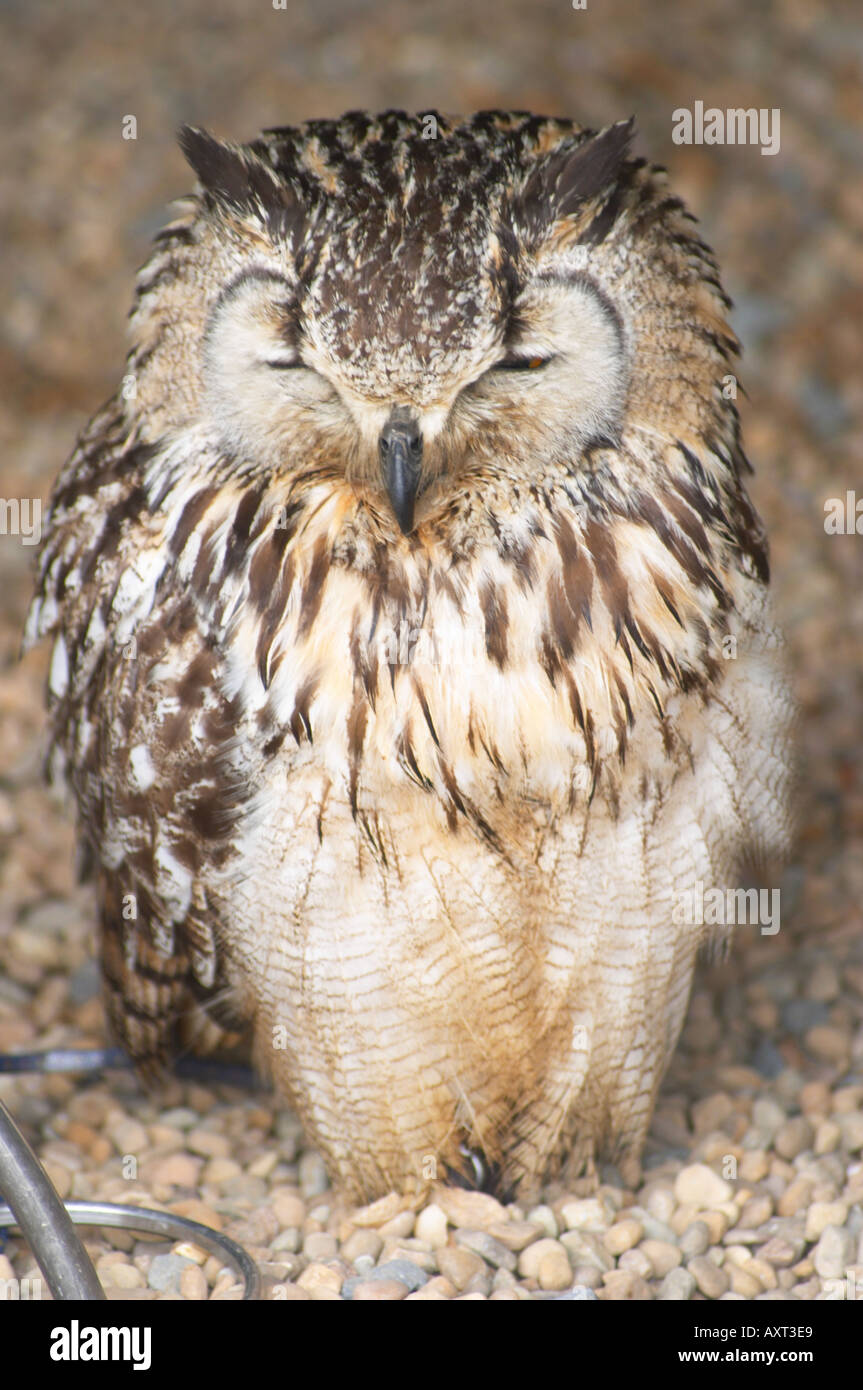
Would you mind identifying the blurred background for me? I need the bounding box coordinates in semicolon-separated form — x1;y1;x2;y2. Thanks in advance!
0;0;861;1254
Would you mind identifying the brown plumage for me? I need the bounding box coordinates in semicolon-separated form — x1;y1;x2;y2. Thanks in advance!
26;111;793;1199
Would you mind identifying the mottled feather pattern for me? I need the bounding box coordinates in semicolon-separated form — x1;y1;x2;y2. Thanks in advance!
26;110;793;1199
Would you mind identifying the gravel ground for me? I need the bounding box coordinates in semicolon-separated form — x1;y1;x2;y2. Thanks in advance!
1;0;861;1300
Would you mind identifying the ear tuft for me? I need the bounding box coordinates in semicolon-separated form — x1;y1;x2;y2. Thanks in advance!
520;118;635;228
178;125;303;243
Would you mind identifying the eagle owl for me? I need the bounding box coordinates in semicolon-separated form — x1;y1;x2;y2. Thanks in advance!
26;111;793;1201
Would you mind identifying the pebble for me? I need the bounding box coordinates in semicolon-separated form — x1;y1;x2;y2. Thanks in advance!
679;1221;711;1258
437;1247;486;1290
453;1228;517;1271
812;1225;854;1280
351;1278;409;1301
839;1114;863;1152
297;1151;329;1199
657;1268;696;1301
738;1193;774;1228
435;1188;508;1228
147;1254;194;1293
688;1256;730;1299
560;1196;613;1230
805;1026;851;1063
179;1265;209;1300
414;1202;448;1248
341;1229;384;1264
603;1217;643;1255
538;1248;574;1291
303;1232;338;1261
518;1237;571;1281
777;1178;813;1217
673;1164;733;1208
600;1270;651;1300
526;1204;558;1238
639;1239;682;1278
487;1219;545;1251
805;1201;848;1242
774;1117;814;1160
559;1230;614;1273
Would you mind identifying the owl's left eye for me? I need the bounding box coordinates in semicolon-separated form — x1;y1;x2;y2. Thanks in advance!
265;356;303;370
494;354;553;371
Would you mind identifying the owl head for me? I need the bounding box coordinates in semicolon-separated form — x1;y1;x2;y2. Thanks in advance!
128;110;740;544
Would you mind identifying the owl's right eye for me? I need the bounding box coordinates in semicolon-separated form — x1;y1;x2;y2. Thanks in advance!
265;356;303;370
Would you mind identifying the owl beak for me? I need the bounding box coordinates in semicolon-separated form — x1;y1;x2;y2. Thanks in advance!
379;414;423;535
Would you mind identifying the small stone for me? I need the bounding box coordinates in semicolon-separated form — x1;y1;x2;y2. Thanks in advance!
202;1157;242;1185
486;1220;545;1251
805;1026;851;1064
805;961;840;1002
679;1221;710;1258
814;1120;841;1155
351;1278;408;1300
559;1196;612;1230
746;1257;778;1289
812;1225;854;1281
739;1151;770;1183
370;1259;429;1292
839;1114;863;1153
688;1256;730;1299
690;1093;734;1135
104;1262;144;1290
640;1239;681;1278
179;1265;208;1300
147;1253;194;1293
730;1267;763;1297
298;1151;329;1198
600;1270;651;1300
617;1247;653;1279
643;1184;676;1224
572;1264;603;1289
272;1191;306;1229
603;1217;643;1255
699;1209;733;1243
756;1237;798;1268
518;1237;570;1281
453;1228;517;1270
805;1202;849;1243
525;1204;558;1238
538;1248;574;1291
799;1081;832;1114
752;1098;786;1141
341;1229;383;1264
548;1284;598;1301
673;1164;733;1208
378;1211;415;1239
436;1246;486;1290
303;1232;337;1261
833;1085;863;1114
186;1128;231;1159
108;1118;149;1155
298;1263;343;1297
657;1267;696;1300
435;1188;508;1228
415;1203;448;1248
149;1153;203;1187
408;1275;456;1299
559;1230;614;1273
738;1193;774;1228
777;1179;814;1217
774;1117;814;1160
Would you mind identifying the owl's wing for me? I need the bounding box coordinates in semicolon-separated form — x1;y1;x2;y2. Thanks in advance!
26;399;249;1073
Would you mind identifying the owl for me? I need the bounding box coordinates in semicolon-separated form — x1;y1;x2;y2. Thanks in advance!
26;111;793;1201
